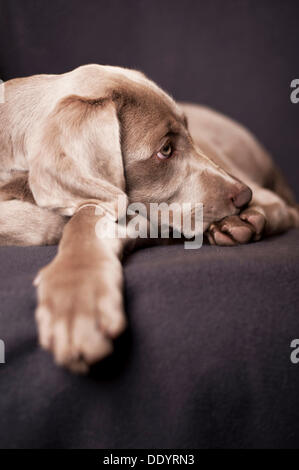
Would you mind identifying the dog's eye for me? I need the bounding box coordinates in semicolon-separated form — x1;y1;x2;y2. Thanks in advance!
157;142;173;160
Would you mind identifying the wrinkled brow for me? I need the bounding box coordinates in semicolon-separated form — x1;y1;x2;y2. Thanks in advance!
165;118;187;135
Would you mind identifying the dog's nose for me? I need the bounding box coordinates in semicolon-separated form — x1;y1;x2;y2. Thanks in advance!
232;185;252;208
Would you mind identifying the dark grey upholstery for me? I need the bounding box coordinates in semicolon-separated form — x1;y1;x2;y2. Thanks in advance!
0;231;299;449
0;0;298;449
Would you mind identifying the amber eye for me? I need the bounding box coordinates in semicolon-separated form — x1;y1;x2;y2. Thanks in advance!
157;142;173;160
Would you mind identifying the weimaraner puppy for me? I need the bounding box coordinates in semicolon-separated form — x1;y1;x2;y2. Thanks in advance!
0;65;298;372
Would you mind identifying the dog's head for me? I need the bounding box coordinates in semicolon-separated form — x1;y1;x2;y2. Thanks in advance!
29;65;251;233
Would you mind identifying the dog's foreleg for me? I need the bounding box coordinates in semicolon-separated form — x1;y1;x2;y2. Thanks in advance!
34;205;127;373
241;185;299;236
0;200;66;246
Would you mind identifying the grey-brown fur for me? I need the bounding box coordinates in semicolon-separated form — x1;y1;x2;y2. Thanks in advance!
0;65;298;371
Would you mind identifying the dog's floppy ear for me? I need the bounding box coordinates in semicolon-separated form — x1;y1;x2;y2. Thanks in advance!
29;95;126;217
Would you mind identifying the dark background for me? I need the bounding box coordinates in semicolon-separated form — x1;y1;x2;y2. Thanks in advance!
0;0;298;196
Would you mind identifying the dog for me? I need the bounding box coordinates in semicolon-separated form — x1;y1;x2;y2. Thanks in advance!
0;64;298;372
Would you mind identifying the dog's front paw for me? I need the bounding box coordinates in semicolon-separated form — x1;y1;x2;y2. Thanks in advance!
34;258;126;373
207;208;266;246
